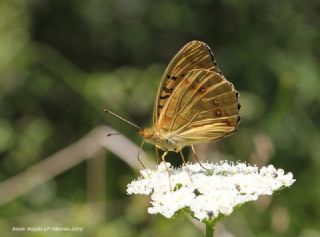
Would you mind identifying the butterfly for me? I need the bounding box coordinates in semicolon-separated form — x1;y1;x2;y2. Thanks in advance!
105;40;240;166
139;40;241;164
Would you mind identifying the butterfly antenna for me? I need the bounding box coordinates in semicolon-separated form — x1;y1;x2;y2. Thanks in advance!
106;133;119;137
104;109;141;130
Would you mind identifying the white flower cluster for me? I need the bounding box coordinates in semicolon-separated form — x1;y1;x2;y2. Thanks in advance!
127;161;295;222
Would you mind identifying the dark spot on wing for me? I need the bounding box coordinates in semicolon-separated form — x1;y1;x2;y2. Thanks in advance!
213;99;219;105
215;109;222;117
166;74;177;80
160;94;170;100
163;86;173;93
198;86;206;93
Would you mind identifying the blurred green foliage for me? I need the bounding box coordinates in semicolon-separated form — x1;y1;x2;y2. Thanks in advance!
0;0;319;236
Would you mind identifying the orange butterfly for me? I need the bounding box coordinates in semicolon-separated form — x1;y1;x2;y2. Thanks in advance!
106;40;240;165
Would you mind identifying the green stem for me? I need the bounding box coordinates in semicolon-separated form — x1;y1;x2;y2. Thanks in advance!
205;223;215;237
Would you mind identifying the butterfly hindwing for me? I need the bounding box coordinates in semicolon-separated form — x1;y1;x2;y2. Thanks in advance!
153;41;220;125
156;69;240;145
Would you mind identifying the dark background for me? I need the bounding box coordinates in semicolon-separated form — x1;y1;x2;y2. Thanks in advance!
0;0;319;236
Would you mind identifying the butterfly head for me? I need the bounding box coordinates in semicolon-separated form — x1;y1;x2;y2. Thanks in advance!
140;128;183;152
139;128;156;141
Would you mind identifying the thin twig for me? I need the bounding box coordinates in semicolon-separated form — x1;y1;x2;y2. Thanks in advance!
0;125;152;206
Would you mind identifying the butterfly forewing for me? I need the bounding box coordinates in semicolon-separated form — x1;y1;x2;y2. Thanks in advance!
153;41;220;125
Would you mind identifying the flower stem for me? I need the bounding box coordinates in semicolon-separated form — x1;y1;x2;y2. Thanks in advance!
205;223;215;237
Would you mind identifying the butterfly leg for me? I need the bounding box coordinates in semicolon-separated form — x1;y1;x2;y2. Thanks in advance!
179;151;193;183
155;146;160;164
191;145;209;170
137;141;149;174
161;151;172;191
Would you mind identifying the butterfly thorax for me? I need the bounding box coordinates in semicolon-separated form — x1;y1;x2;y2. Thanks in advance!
139;128;183;152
